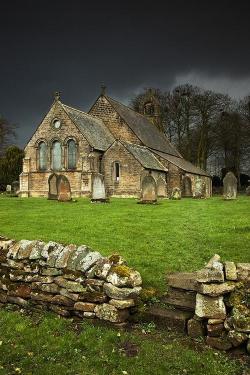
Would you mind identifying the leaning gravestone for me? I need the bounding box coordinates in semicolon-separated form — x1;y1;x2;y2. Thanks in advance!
141;175;157;203
171;187;181;200
57;175;71;202
223;172;237;200
91;174;107;202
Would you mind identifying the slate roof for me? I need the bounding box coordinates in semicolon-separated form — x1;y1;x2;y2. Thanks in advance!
121;141;167;172
105;96;181;157
153;150;210;177
62;103;114;151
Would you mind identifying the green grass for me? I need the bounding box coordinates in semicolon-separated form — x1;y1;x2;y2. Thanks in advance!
0;196;249;290
0;309;243;375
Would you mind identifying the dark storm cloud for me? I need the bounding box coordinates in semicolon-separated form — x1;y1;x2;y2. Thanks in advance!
0;0;250;147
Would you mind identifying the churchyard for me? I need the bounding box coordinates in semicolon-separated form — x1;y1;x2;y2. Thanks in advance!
0;196;249;374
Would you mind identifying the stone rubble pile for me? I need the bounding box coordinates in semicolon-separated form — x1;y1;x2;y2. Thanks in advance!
166;255;250;353
0;236;142;323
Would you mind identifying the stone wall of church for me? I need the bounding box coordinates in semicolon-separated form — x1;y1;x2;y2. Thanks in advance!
89;96;142;145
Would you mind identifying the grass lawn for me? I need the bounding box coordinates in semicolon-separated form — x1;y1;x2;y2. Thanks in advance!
0;196;249;374
0;196;249;290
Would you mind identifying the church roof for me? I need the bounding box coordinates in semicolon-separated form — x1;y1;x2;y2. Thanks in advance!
62;103;114;151
105;96;182;157
153;150;210;177
121;141;167;172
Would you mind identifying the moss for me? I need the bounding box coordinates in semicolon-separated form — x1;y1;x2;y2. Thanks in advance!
139;287;158;302
110;265;132;278
109;254;121;265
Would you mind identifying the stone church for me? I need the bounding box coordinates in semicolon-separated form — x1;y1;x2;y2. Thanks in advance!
19;88;211;199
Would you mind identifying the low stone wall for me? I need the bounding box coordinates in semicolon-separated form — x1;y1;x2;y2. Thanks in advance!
166;255;250;353
0;237;142;323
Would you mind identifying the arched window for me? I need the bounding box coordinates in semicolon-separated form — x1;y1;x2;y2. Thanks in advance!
67;139;77;169
114;162;120;182
52;141;62;170
144;102;154;115
38;142;47;171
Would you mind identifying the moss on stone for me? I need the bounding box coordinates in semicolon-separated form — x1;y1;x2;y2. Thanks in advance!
110;265;132;278
139;287;158;302
109;254;121;264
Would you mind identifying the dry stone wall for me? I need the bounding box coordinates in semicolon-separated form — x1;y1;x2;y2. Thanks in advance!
0;237;142;323
166;255;250;353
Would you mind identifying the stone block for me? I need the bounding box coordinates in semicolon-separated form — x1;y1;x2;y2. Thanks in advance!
224;261;237;281
227;330;248;347
206;336;232;351
107;266;142;287
76;251;103;273
94;303;129;323
66;246;90;271
103;283;141;300
197;282;235;297
167;272;198;291
74;302;96;312
50;305;71;317
196;268;224;283
187;318;206;338
54;277;86;293
109;299;135;309
207;323;225;337
237;263;250;281
195;294;226;319
60;288;79;301
51;295;74;307
55;244;77;268
163;287;196;311
42;268;63;276
7;296;28;306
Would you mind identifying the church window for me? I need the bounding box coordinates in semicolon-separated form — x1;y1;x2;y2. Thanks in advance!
114;162;120;182
67;139;77;169
144;102;154;115
52;118;61;129
52;141;62;170
38;142;47;170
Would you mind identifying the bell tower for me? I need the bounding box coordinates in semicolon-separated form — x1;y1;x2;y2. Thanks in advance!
138;88;163;132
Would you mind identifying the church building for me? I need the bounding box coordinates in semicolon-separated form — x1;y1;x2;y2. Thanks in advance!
19;88;211;199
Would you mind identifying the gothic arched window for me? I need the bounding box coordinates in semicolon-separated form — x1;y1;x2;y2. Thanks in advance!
52;141;62;170
114;162;120;182
67;139;77;169
38;141;47;171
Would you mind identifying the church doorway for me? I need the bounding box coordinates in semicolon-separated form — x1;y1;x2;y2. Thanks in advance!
182;176;192;197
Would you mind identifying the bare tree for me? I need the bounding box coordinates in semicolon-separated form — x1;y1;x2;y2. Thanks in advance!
0;116;16;155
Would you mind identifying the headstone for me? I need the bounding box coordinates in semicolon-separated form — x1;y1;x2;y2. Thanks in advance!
91;174;107;202
12;181;20;194
57;175;71;202
182;176;192;197
141;175;157;203
6;185;11;193
48;174;58;200
223;172;237;200
156;177;167;198
193;177;205;198
171;187;181;200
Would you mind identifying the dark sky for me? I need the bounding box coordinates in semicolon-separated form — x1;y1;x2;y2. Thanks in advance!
1;0;250;147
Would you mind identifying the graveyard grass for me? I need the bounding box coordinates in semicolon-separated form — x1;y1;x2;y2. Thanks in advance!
0;196;249;375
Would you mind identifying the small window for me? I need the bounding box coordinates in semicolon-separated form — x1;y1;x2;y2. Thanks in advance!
114;162;120;182
52;141;62;170
67;139;77;169
144;102;154;115
38;142;47;170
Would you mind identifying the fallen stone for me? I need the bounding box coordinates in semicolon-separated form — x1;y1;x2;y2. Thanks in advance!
167;272;198;291
196;268;224;283
74;302;96;312
195;294;226;319
197;282;235;297
207;323;225;337
206;336;232;351
187;318;206;338
109;299;135;309
94;303;129;323
103;283;141;300
224;261;237;281
227;330;248;347
163;288;196;311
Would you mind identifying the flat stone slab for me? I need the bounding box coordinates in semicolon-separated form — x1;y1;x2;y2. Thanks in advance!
141;306;193;333
167;272;198;291
162;287;196;311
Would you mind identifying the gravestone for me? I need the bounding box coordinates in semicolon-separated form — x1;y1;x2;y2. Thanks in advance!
182;176;192;197
157;177;167;198
141;175;157;203
48;174;58;200
91;174;107;202
6;185;11;193
57;175;71;202
193;177;203;198
171;187;181;200
12;181;20;194
223;172;237;200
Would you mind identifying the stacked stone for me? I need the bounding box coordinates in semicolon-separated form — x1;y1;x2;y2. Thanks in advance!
0;237;142;323
166;255;250;353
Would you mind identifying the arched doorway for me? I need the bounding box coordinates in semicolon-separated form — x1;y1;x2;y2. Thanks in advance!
182;176;192;197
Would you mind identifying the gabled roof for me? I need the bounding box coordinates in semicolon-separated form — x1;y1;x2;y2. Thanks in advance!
62;103;114;151
153;150;210;177
105;95;181;157
120;141;167;172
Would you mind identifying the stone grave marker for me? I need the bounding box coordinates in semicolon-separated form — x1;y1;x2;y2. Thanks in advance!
182;176;192;197
6;185;11;194
223;172;237;200
91;174;107;202
246;185;250;196
48;174;58;200
156;177;167;198
171;187;181;200
12;181;20;194
141;175;157;203
57;175;71;202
